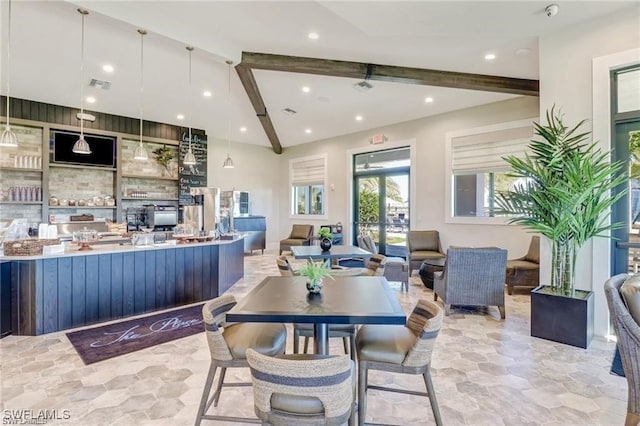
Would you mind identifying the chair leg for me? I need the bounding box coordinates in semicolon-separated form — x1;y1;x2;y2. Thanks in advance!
349;335;356;362
433;293;438;302
498;306;505;319
303;336;309;354
293;329;300;354
212;367;227;407
342;337;349;355
423;369;442;426
195;362;217;426
507;284;513;295
357;362;368;426
444;304;450;316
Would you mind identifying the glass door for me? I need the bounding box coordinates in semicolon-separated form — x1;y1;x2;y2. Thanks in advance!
353;148;410;257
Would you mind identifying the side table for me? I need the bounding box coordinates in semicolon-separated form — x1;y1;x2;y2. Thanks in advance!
418;258;446;289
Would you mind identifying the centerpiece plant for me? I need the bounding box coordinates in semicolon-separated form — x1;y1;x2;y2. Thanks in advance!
318;228;333;251
298;258;333;294
495;106;627;297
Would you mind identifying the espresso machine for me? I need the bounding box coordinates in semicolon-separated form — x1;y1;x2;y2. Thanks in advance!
182;188;220;233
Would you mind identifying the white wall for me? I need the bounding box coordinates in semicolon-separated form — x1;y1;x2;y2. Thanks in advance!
539;4;640;336
276;96;539;256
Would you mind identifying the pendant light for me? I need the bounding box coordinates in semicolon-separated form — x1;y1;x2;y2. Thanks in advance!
183;46;197;166
133;29;149;161
0;0;18;148
222;60;235;169
72;8;91;155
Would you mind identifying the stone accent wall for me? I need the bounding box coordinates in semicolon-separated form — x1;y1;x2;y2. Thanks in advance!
121;177;178;199
0;124;43;168
0;205;42;222
121;139;178;179
48;168;115;202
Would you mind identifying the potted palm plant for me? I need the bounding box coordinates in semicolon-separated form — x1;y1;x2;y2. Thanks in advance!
496;106;627;348
298;258;333;294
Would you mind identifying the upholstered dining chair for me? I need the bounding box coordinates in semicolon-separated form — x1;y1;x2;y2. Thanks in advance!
433;247;507;319
359;253;387;276
358;234;410;291
356;299;443;426
195;295;287;424
506;235;540;295
407;230;445;275
604;274;640;426
276;255;299;276
279;224;314;255
246;349;355;426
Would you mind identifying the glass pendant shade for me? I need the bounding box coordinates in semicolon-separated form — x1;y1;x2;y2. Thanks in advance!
1;0;18;147
222;154;234;169
133;141;148;160
72;136;91;154
184;148;196;165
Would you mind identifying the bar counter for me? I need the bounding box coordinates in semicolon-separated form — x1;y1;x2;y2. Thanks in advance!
1;236;245;336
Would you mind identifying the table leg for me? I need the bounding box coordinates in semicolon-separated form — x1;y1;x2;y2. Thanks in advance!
313;323;329;355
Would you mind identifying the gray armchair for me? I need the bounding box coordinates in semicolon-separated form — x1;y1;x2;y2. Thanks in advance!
604;274;640;426
433;247;507;318
408;230;445;275
279;224;314;255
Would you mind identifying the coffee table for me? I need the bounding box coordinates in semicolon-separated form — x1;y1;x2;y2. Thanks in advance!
418;258;446;289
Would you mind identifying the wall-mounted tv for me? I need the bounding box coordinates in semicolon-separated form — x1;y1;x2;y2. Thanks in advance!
50;130;117;168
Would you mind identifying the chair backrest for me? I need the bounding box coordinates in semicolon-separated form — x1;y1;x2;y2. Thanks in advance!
403;299;443;368
276;256;295;277
364;254;386;276
202;295;237;361
289;224;314;240
358;234;378;254
524;236;540;264
443;247;507;284
408;230;442;253
246;349;353;422
604;274;640;418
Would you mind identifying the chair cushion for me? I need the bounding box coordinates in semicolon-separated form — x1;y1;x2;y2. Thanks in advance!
291;225;311;240
224;322;287;359
271;393;324;416
356;324;416;365
410;251;445;262
621;275;640;326
410;232;439;251
280;238;307;247
506;260;539;271
385;257;407;266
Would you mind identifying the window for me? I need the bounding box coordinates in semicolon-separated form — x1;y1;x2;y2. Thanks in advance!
290;154;327;217
446;119;535;223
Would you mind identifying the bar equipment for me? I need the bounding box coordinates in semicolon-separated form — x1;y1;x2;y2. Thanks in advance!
182;187;220;233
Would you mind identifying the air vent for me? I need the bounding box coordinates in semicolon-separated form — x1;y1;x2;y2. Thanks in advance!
281;107;297;115
89;78;111;90
353;80;373;92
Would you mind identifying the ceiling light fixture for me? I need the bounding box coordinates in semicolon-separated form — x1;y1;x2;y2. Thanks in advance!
203;90;212;97
183;46;197;166
425;97;434;103
355;115;363;121
222;60;235;169
102;64;114;73
0;0;18;148
484;53;496;61
240;127;247;133
86;96;96;104
308;32;319;40
302;86;310;93
133;29;149;161
72;8;91;155
305;129;312;134
177;114;184;120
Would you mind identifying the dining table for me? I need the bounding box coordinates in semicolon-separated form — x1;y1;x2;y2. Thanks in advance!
291;244;372;265
226;275;406;355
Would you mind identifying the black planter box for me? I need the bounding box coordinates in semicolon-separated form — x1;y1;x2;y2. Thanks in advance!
530;285;594;349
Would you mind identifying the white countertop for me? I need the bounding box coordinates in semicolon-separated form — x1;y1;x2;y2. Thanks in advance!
0;234;245;261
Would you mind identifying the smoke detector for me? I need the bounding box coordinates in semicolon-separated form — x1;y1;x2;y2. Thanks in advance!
89;78;111;90
353;80;373;92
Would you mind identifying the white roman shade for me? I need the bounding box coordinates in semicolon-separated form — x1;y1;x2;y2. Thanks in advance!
451;125;533;174
291;155;326;186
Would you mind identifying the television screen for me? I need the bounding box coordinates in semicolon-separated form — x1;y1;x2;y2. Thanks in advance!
51;130;116;168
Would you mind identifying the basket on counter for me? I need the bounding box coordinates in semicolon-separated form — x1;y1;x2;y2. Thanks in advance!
3;238;61;256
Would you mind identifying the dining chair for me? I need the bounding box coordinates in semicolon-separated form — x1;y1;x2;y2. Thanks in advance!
246;348;355;426
195;295;288;424
604;274;640;426
276;255;299;276
359;253;387;276
356;299;444;426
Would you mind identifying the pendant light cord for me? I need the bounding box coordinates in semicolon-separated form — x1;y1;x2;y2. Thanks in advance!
5;0;12;128
227;60;231;154
139;30;145;145
187;46;193;150
79;9;86;138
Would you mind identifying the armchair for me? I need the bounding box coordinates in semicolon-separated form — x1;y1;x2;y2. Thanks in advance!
408;230;445;275
279;224;314;255
506;236;540;295
433;247;507;319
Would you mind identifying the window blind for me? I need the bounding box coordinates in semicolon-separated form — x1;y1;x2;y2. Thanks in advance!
451;125;533;174
291;156;325;186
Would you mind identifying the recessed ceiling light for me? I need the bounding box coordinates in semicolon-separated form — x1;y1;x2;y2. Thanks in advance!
240;127;247;133
355;115;363;121
203;90;212;97
177;114;185;120
305;129;312;134
302;86;310;93
484;53;496;61
515;48;531;56
102;64;114;73
308;32;319;40
86;96;96;104
424;97;434;103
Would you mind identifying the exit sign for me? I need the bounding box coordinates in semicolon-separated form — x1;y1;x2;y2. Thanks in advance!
370;134;388;144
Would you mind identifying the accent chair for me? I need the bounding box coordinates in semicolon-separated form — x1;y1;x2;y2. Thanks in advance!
506;236;540;295
407;230;445;275
279;224;314;255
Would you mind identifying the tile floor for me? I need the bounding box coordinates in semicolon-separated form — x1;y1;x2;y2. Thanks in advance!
0;250;629;425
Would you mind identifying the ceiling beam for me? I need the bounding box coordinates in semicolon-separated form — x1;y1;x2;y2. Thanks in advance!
237;51;540;154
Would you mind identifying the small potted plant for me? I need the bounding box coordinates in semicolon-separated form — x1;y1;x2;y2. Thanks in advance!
318;228;333;252
152;144;176;176
298;258;333;294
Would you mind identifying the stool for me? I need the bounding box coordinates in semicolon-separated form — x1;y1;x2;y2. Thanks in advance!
383;257;409;291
